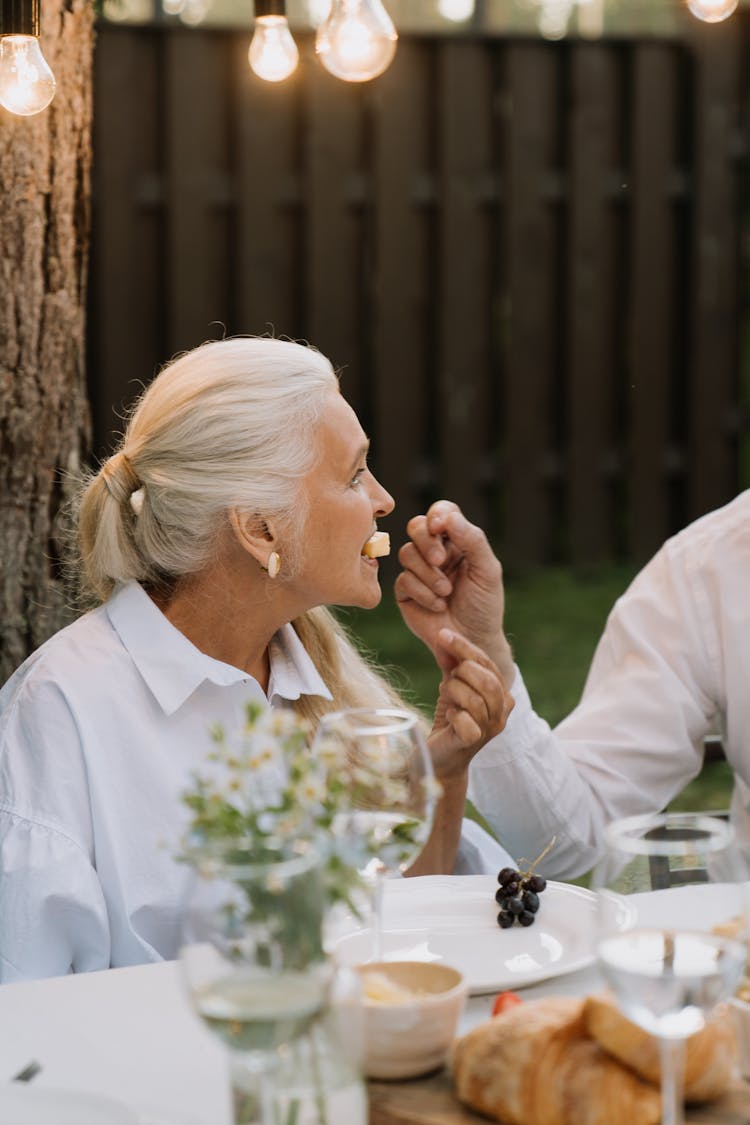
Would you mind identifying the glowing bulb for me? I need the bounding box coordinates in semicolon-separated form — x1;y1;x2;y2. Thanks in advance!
179;0;209;26
687;0;737;21
315;0;397;83
438;0;475;21
0;34;55;115
249;7;299;82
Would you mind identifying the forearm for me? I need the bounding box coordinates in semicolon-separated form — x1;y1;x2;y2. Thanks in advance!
468;723;606;879
469;655;711;879
406;773;468;876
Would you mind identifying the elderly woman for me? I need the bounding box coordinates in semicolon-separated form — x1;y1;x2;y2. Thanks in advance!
0;337;512;981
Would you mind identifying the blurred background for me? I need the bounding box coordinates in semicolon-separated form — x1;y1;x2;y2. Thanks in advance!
87;0;747;811
91;0;749;568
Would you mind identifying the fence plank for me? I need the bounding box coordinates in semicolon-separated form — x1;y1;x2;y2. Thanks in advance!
436;40;496;531
305;64;367;418
567;43;620;564
90;22;748;566
233;33;304;338
503;43;562;565
370;40;433;533
686;17;742;524
91;28;164;451
164;30;232;356
628;42;681;559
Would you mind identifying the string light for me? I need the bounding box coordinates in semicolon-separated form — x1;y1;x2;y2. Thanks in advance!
687;0;737;22
438;0;476;21
0;0;55;116
249;0;299;83
315;0;397;83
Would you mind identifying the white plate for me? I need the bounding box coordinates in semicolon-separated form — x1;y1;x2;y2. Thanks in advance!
0;1085;139;1124
331;874;613;994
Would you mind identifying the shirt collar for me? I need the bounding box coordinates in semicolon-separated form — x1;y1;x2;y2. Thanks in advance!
106;581;332;716
267;625;333;706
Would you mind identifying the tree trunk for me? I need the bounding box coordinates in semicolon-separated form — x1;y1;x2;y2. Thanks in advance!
0;0;93;683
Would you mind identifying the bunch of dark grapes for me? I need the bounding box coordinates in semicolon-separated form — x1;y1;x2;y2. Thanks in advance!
495;866;547;929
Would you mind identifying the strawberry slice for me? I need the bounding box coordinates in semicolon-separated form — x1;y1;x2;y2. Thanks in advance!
492;990;523;1017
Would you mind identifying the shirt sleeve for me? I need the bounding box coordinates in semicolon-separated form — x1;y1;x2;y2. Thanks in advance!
0;811;111;981
453;817;515;874
0;673;112;980
468;539;719;878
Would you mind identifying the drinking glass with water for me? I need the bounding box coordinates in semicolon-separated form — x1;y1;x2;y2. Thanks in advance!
593;813;748;1125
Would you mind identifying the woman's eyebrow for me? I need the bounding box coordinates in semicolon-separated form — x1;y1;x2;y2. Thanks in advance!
347;441;370;475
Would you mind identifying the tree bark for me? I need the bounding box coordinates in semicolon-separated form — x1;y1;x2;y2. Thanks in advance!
0;0;93;683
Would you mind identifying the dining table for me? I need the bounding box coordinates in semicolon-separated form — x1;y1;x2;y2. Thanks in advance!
0;877;748;1124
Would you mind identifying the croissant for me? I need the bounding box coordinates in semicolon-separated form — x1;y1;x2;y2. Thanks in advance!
451;996;661;1125
583;993;737;1102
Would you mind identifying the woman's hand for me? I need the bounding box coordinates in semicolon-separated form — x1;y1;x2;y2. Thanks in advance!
406;628;513;876
427;627;514;782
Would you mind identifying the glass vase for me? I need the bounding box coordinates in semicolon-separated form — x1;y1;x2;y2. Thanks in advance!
180;840;330;1125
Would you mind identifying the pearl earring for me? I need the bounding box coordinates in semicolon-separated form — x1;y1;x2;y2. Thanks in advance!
266;551;282;578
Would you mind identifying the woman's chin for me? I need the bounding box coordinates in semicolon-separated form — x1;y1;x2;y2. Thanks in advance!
348;580;383;611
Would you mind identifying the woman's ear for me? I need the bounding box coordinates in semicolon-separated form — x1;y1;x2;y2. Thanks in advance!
228;509;279;570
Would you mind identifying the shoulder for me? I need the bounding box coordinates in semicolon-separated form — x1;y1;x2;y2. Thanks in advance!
0;611;118;845
0;604;120;730
664;490;750;569
619;491;750;604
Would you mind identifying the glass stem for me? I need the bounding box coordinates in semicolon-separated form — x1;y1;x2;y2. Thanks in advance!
371;869;385;961
230;1055;275;1125
659;1036;685;1125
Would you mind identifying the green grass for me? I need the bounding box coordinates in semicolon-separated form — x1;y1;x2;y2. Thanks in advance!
338;564;733;820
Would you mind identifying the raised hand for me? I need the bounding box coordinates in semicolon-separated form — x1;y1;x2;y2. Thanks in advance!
395;500;514;683
427;628;514;781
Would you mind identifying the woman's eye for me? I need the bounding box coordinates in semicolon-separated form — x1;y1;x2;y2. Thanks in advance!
350;468;366;487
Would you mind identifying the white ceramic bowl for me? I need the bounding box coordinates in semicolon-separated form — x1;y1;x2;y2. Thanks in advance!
354;960;467;1080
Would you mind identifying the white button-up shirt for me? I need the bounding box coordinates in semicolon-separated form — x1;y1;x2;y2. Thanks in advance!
0;581;336;982
1;581;508;981
469;489;750;878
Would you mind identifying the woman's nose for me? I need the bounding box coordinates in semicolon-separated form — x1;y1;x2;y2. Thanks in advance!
373;477;395;518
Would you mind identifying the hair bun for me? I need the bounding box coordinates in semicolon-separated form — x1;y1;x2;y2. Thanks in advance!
101;451;140;505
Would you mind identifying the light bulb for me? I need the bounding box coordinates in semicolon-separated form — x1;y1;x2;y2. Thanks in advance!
249;1;298;82
687;0;737;21
315;0;397;83
438;0;475;22
0;34;55;115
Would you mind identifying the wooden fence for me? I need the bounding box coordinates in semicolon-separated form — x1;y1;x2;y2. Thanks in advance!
90;17;750;568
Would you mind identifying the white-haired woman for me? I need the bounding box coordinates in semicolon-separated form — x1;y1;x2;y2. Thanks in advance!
0;336;513;981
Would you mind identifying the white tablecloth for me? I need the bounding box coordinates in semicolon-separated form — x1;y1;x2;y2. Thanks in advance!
0;880;733;1124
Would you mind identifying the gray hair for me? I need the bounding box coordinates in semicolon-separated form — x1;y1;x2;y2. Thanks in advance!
77;337;338;602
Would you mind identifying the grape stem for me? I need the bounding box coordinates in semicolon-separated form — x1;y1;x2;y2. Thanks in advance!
516;835;557;876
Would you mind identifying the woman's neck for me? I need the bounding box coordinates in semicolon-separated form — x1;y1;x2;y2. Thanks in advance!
148;566;290;694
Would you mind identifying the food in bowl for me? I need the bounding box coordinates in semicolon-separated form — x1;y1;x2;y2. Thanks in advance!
354;960;467;1080
360;969;430;1004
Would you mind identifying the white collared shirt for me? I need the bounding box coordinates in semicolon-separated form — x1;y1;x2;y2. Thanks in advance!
469;489;750;878
0;582;509;981
0;581;333;982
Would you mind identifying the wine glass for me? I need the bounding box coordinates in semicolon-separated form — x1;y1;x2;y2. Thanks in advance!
314;707;438;961
592;812;748;1125
179;841;331;1125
